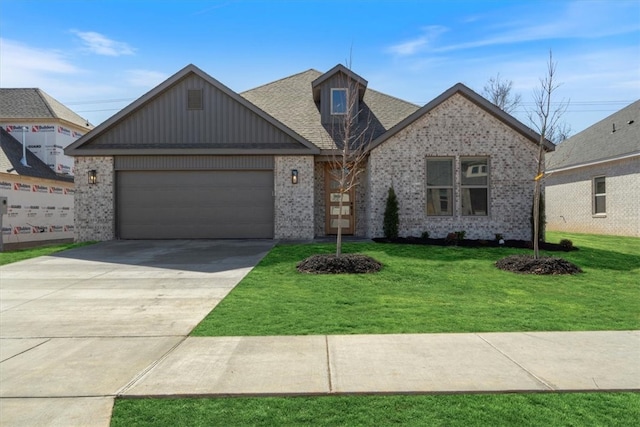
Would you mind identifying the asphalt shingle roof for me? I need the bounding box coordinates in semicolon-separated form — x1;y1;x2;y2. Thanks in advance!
547;100;640;170
241;69;420;150
0;88;92;129
0;128;72;182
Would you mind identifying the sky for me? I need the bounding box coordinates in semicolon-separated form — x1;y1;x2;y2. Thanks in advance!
1;0;639;135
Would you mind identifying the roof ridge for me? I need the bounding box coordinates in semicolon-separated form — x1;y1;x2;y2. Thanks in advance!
241;69;322;94
35;88;58;119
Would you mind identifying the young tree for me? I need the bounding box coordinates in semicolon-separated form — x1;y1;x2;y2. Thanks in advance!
327;68;373;257
527;51;568;259
483;73;522;114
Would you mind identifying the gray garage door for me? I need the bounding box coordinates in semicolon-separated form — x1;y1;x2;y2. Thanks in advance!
117;170;274;239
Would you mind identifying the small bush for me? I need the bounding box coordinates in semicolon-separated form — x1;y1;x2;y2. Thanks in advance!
559;239;574;251
421;231;430;239
445;232;458;245
455;230;466;241
495;233;504;241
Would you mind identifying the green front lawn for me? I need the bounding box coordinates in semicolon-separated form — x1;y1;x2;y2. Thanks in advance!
0;241;96;266
192;232;639;336
112;392;640;427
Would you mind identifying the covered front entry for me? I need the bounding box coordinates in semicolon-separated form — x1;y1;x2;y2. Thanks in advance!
116;156;274;239
324;166;355;235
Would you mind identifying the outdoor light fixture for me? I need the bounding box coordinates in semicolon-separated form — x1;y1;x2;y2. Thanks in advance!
291;169;298;184
88;170;97;185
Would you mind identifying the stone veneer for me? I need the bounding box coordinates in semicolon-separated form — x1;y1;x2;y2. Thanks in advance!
367;94;540;241
546;156;639;237
274;155;315;240
74;156;115;242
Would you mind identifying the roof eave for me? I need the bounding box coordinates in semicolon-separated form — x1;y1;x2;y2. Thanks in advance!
66;147;320;156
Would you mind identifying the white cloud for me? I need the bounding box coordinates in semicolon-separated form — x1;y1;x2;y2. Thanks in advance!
0;38;81;87
126;69;168;87
71;30;135;56
386;26;448;56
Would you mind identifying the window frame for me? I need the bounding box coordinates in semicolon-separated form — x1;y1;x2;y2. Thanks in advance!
593;176;606;216
330;88;348;115
425;157;454;216
460;157;490;217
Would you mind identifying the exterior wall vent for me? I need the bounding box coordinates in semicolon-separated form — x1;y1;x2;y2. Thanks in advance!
187;89;203;110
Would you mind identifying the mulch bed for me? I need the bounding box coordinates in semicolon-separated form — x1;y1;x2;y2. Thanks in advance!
495;254;582;275
372;237;577;252
297;254;382;274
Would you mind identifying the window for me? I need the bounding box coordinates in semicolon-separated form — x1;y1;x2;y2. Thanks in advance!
331;88;347;115
426;158;453;216
593;176;606;215
461;157;489;216
187;89;203;110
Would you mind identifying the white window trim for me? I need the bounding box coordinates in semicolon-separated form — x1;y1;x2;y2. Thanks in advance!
330;88;348;115
592;176;606;216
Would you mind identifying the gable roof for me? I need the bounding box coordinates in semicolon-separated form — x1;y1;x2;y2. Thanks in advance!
311;64;368;102
241;68;420;151
0;128;73;182
547;100;640;171
369;83;552;152
66;64;319;156
0;88;92;130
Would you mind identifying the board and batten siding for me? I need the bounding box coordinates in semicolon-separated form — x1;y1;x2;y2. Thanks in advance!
114;155;274;171
84;74;300;148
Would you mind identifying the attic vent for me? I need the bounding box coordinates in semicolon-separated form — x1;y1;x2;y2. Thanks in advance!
187;89;203;110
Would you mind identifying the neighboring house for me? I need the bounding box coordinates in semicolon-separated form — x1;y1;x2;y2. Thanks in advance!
0;88;93;176
1;128;75;250
65;64;551;242
546;100;639;237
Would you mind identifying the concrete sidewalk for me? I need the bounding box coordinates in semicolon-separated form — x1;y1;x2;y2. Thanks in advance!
121;331;640;397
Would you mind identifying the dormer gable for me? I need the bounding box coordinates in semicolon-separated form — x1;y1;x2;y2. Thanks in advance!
311;64;368;125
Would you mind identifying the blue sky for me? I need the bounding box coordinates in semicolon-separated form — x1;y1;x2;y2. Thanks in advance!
1;0;638;134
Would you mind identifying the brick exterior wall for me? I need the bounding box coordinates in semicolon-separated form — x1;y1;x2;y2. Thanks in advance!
274;155;315;240
367;94;540;240
74;156;115;242
546;156;640;237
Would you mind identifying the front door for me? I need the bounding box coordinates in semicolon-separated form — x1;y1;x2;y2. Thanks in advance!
325;166;355;235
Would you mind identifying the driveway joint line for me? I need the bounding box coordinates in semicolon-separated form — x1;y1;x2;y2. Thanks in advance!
325;335;333;393
476;333;555;391
0;338;51;363
115;335;189;396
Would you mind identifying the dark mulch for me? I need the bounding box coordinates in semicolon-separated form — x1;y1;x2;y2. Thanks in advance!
297;253;382;274
373;237;577;252
495;255;582;275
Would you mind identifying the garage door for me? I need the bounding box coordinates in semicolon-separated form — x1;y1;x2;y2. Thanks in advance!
117;170;274;239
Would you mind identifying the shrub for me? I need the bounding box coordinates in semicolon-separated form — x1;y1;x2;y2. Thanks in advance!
383;187;399;239
445;231;466;245
421;231;430;239
495;233;504;241
559;239;574;251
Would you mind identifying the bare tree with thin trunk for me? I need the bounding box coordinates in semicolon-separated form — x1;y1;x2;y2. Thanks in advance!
483;73;522;114
326;68;373;257
527;51;568;259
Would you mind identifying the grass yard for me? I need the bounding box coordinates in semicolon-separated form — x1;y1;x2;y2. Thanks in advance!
192;232;639;336
111;392;640;426
0;241;96;266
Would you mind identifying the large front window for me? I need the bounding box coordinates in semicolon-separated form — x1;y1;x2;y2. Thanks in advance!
461;157;489;216
331;88;347;115
426;158;453;216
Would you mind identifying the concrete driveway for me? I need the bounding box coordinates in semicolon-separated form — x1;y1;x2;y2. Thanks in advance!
0;239;274;427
